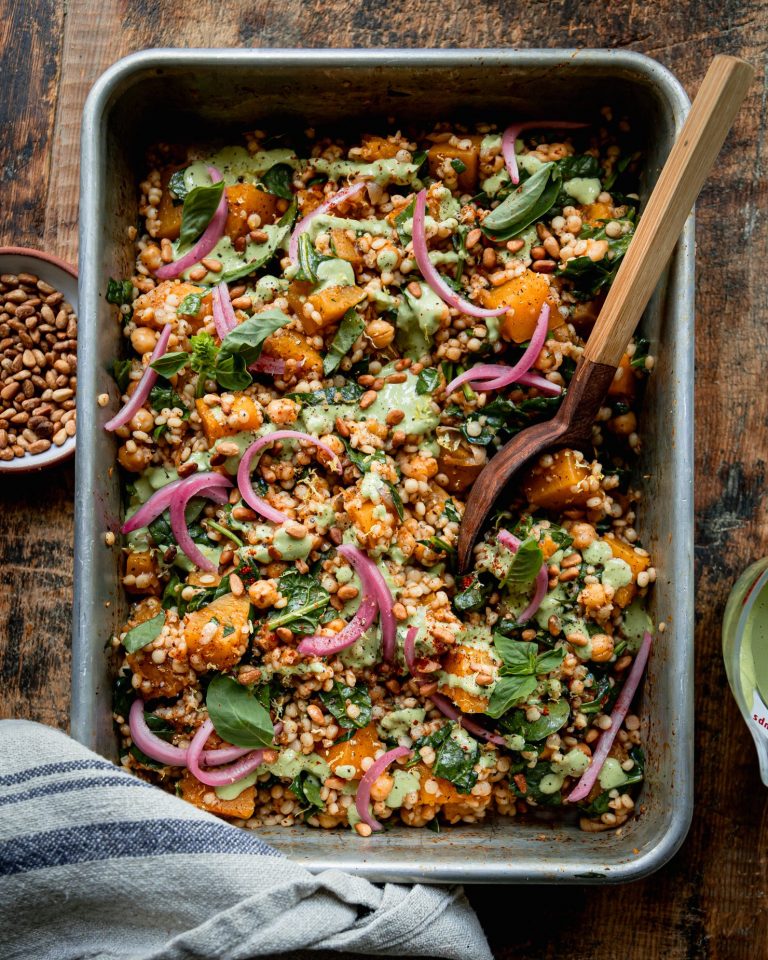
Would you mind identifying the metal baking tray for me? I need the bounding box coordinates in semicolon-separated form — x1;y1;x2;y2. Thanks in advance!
74;48;694;884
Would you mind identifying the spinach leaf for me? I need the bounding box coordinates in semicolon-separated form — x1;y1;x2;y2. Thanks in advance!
558;222;634;296
168;169;188;203
178;292;203;316
206;674;275;749
123;612;165;654
413;722;479;794
344;443;386;474
453;572;492;613
149;383;188;416
290;770;324;813
501;537;544;592
323;308;365;375
579;674;612;714
220;199;298;283
579;790;612;816
499;699;570;742
219;309;292;366
546;523;574;552
262;162;294;200
290;382;364;407
320;681;372;730
460;394;563;447
623;746;645;786
267;569;330;633
451;158;467;174
112;358;132;393
214;351;253;391
444;499;461;523
557;154;600;180
517;761;563;806
482;162;562;241
150;350;189;378
106;278;134;306
113;673;135;717
416;367;441;395
179;181;226;249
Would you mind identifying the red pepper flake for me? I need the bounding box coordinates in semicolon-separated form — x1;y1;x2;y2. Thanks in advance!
513;773;528;795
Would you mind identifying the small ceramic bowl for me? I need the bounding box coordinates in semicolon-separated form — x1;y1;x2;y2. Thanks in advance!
0;246;78;472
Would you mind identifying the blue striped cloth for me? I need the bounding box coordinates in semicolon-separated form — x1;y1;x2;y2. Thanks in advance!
0;720;491;960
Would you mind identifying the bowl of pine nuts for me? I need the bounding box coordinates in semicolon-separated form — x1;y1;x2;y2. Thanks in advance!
0;247;78;471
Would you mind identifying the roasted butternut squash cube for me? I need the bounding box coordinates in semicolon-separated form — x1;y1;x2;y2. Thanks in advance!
358;135;401;161
438;643;498;714
286;280;314;320
124;550;161;596
304;285;366;335
321;723;383;779
607;352;637;400
414;762;463;806
261;328;323;377
184;592;251;671
523;448;593;511
330;228;363;267
436;439;488;494
225;183;280;241
195;393;263;443
179;768;256;819
124;599;193;698
481;270;559;343
581;201;616;226
427;135;482;192
604;534;650;579
156;167;184;240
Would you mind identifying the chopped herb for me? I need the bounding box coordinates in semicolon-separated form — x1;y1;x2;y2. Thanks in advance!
112;358;132;393
290;770;324;814
289;382;364;407
630;337;650;369
148;383;188;416
444;499;461;523
417;536;454;555
384;479;405;520
168;169;188;203
451;158;467;174
106;278;134;306
453;572;492;613
416;366;441;395
178;292;203;316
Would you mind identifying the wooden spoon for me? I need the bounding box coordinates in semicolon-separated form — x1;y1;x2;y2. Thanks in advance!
457;55;754;573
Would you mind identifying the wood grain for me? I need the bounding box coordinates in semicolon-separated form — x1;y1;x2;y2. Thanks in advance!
1;1;767;957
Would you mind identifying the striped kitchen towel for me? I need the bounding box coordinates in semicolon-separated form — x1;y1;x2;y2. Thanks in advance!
0;720;491;960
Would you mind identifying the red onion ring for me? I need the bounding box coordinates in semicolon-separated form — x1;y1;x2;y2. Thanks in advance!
412;190;506;320
429;692;508;747
445;304;550;396
297;595;378;657
249;355;287;376
338;544;396;663
168;472;233;572
155;166;228;280
355;746;412;831
211;285;233;341
403;625;422;677
122;474;228;535
496;529;548;623
128;699;251;767
237;431;342;525
501;122;588;185
217;281;238;334
186;719;267;787
444;363;562;397
289;180;367;262
104;325;172;432
568;631;653;803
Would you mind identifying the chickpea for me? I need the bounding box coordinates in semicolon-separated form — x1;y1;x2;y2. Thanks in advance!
590;633;614;662
118;443;152;473
130;409;155;433
579;581;608;612
607;411;637;436
265;398;300;425
138;244;163;271
131;326;158;355
401;455;438;481
248;579;279;609
570;522;597;551
365;318;395;349
369;773;394;802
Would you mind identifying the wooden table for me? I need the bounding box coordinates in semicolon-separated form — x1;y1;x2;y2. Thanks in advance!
2;2;766;955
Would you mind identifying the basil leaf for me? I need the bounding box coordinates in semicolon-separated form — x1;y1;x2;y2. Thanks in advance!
485;675;539;719
323;308;365;375
444;499;461;523
266;569;330;633
123;612;165;654
296;232;333;283
494;637;538;675
178;292;203;316
482;162;561;241
290;770;324;813
106;278;133;306
150;351;189;378
501;537;544;592
453;572;492;613
384;479;405;521
220;200;297;283
290;382;364;407
262;162;294;200
219;308;291;366
394;198;415;243
112;358;132;393
556;154;600;180
535;647;566;674
320;681;372;730
168;169;188;203
417;536;454;554
214;352;252;391
344;444;386;474
499;699;570;742
179;181;225;249
206;674;275;749
416;366;441;395
413;722;478;794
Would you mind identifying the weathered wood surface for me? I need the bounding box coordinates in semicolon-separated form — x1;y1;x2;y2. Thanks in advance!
1;1;767;956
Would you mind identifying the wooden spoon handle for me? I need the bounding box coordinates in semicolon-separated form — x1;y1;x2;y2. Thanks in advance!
583;55;754;368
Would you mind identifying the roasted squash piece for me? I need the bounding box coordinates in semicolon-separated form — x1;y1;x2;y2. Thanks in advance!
124;550;161;596
303;285;366;335
156;166;184;240
184;592;251;671
179;768;256;819
602;535;651;608
523;449;594;511
438;643;499;714
125;598;193;698
436;432;488;494
225;183;280;240
330;228;363;267
320;723;383;779
427;135;482;192
481;270;559;343
607;352;637;400
261;328;323;376
358;135;401;161
286;280;314;320
581;201;615;225
195;393;263;443
414;762;463;806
